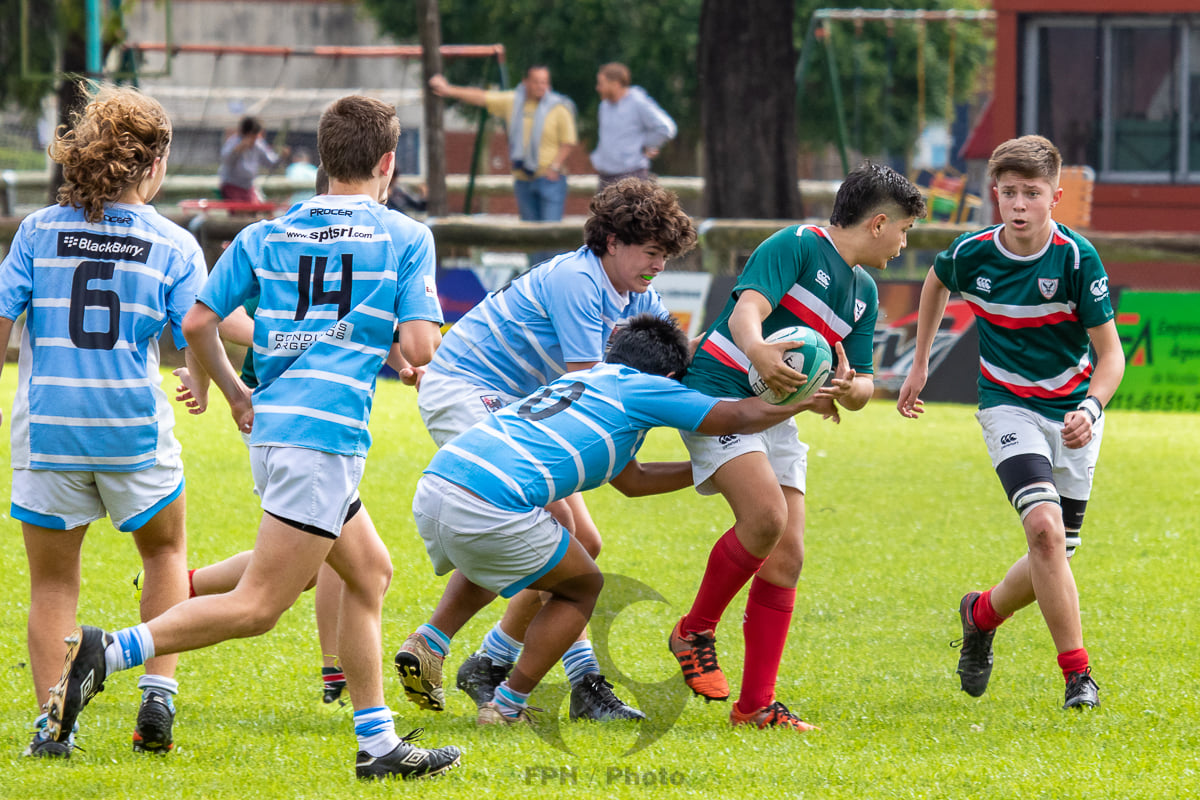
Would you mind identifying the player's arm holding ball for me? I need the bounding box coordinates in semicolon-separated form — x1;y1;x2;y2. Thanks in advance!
815;340;872;411
730;289;806;398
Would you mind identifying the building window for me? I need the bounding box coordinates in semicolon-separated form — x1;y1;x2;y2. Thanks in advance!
1024;16;1198;183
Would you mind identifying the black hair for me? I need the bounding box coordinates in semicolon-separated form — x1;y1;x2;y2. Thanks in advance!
830;161;926;227
604;313;690;378
239;116;263;136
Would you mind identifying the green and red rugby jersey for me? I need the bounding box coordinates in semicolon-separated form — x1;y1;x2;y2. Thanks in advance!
933;221;1115;421
685;224;878;399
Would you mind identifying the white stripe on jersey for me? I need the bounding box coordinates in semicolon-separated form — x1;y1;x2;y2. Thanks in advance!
785;284;853;340
980;352;1091;391
254;404;368;429
478;425;556;496
32;376;156;389
281;369;375;392
34;337;137;351
30;413;157;426
31;259;178;286
565;404;619;484
705;331;751;372
34;219;187;250
30;297;166;322
30;452;152;466
960;291;1075;320
442;441;528;498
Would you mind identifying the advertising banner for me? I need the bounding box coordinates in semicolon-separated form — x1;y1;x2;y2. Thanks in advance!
1111;291;1200;412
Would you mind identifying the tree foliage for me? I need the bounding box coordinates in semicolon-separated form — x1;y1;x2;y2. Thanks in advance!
794;0;993;163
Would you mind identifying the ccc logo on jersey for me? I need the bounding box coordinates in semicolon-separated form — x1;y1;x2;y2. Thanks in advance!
1090;277;1109;298
1000;432;1018;447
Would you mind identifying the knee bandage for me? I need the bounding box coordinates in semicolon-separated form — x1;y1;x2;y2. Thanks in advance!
1011;480;1061;521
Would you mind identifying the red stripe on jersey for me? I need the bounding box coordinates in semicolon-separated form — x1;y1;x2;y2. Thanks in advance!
778;294;845;345
701;338;750;373
965;299;1078;329
980;361;1093;399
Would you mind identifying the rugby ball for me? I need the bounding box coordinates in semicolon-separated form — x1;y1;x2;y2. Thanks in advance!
747;326;834;405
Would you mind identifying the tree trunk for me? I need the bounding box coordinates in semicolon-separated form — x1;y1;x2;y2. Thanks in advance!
699;0;802;219
417;0;447;216
49;27;90;205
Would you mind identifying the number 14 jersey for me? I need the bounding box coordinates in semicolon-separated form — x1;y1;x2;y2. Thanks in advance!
200;194;444;457
0;202;207;472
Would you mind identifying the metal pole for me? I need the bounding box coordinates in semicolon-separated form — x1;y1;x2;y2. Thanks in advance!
87;0;102;76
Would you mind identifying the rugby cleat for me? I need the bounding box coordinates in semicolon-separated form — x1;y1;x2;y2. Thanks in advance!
953;592;996;697
45;626;109;743
668;618;730;701
395;633;446;712
354;729;461;780
568;673;646;721
132;689;175;753
730;700;818;731
456;651;512;708
1063;669;1100;710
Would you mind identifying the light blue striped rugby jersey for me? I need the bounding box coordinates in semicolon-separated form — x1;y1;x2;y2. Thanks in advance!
426;245;670;397
0;202;207;472
425;363;719;512
199;194;443;457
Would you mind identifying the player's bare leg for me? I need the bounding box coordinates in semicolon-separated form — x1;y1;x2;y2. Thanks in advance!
24;523;87;713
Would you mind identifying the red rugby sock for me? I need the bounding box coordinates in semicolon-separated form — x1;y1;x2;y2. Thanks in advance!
736;576;795;714
1057;647;1089;679
972;588;1008;631
682;528;765;635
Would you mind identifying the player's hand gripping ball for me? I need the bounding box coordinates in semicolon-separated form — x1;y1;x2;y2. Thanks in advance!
748;326;834;405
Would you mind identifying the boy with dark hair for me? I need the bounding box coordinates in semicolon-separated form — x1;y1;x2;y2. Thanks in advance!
45;95;462;779
897;134;1124;710
670;162;926;730
405;314;823;724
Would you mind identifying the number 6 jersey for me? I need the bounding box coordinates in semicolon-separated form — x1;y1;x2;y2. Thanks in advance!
0;202;207;472
199;193;444;457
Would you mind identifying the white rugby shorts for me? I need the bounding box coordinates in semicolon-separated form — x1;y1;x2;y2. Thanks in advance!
680;415;808;496
249;445;364;537
977;404;1103;501
412;473;571;598
11;462;184;532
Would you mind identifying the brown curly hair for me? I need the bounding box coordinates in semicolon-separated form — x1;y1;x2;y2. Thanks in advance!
49;84;172;222
583;178;697;259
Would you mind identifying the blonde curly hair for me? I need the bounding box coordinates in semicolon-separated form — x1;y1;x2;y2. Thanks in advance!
49;84;172;222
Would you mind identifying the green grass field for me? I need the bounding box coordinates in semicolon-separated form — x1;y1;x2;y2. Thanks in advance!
1;368;1197;799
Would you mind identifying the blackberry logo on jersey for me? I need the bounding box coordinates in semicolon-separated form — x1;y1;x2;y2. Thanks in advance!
1090;277;1109;299
57;231;151;263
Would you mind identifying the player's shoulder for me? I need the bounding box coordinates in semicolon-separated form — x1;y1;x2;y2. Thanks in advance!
1048;221;1101;261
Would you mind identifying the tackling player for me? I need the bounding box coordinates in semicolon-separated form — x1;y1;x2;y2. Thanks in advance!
396;178;696;723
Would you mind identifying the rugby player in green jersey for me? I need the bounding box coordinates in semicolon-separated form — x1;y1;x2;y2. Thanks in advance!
898;135;1125;710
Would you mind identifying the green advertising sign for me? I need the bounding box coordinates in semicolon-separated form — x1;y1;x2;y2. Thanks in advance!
1111;291;1200;412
